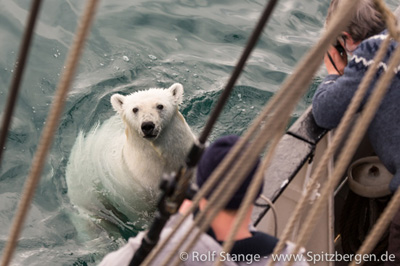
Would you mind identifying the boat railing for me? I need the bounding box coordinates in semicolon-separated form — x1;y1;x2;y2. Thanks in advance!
1;0;400;265
253;106;327;227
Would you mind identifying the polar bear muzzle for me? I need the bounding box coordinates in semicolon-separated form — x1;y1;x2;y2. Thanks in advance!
141;121;158;138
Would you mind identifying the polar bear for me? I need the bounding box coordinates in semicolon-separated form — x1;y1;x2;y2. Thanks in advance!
65;83;195;235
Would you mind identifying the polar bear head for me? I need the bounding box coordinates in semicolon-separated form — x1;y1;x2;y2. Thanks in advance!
111;83;184;140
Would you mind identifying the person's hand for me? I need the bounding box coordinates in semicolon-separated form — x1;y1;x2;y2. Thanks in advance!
324;45;348;75
179;199;193;214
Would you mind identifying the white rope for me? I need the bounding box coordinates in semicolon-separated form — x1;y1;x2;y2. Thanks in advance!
259;195;278;238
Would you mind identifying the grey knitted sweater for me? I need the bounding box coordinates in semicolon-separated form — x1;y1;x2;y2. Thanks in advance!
312;30;400;191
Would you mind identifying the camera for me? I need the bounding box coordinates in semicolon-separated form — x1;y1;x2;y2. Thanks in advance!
334;41;345;56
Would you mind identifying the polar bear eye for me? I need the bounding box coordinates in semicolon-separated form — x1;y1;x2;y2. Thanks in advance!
157;104;164;110
132;107;139;113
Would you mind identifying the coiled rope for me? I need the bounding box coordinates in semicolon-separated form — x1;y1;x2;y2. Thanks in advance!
258;195;278;238
0;1;100;265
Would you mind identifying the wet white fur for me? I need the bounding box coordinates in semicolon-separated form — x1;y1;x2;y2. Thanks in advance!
66;83;195;227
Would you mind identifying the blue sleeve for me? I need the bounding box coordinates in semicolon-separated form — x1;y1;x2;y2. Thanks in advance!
312;60;366;129
312;31;389;129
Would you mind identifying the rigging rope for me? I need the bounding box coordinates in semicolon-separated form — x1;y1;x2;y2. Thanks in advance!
375;0;399;40
0;0;43;169
289;42;400;266
143;0;361;264
161;120;282;266
269;19;391;266
0;1;100;265
217;127;284;266
347;2;400;265
134;1;280;265
281;2;400;264
267;0;396;263
198;0;278;145
0;0;397;265
1;0;394;265
350;187;400;266
166;110;291;266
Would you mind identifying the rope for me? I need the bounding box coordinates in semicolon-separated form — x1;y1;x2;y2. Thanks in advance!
268;0;400;262
286;20;400;266
141;0;395;265
138;1;278;263
0;1;100;265
267;0;375;262
0;0;43;168
141;136;254;265
375;0;400;41
141;106;266;266
166;122;285;266
167;114;296;266
267;0;391;261
216;127;284;266
165;2;360;263
340;191;390;261
350;187;400;266
163;65;318;266
268;32;391;266
348;3;400;262
163;73;313;266
140;0;284;262
142;0;362;263
258;195;278;237
198;0;278;144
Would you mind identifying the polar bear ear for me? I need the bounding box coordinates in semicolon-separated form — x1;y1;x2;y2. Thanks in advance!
168;83;183;105
111;94;125;113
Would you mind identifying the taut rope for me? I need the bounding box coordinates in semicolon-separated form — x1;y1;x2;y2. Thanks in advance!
217;122;285;266
347;2;400;264
198;0;278;145
2;0;398;265
289;40;400;266
375;0;399;40
141;0;362;264
0;0;43;168
350;187;400;266
0;1;100;265
131;1;280;264
278;1;400;264
269;16;392;266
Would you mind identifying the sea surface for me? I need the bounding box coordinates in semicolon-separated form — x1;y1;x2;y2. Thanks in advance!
0;0;397;265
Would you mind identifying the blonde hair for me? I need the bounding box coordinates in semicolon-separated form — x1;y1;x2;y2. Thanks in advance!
326;0;386;42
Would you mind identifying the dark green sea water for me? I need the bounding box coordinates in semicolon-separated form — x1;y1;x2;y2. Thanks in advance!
0;0;397;265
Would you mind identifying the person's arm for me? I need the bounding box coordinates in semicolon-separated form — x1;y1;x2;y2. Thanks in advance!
312;29;391;129
312;53;366;129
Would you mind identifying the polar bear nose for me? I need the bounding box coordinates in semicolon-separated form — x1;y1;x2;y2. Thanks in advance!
141;121;156;136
